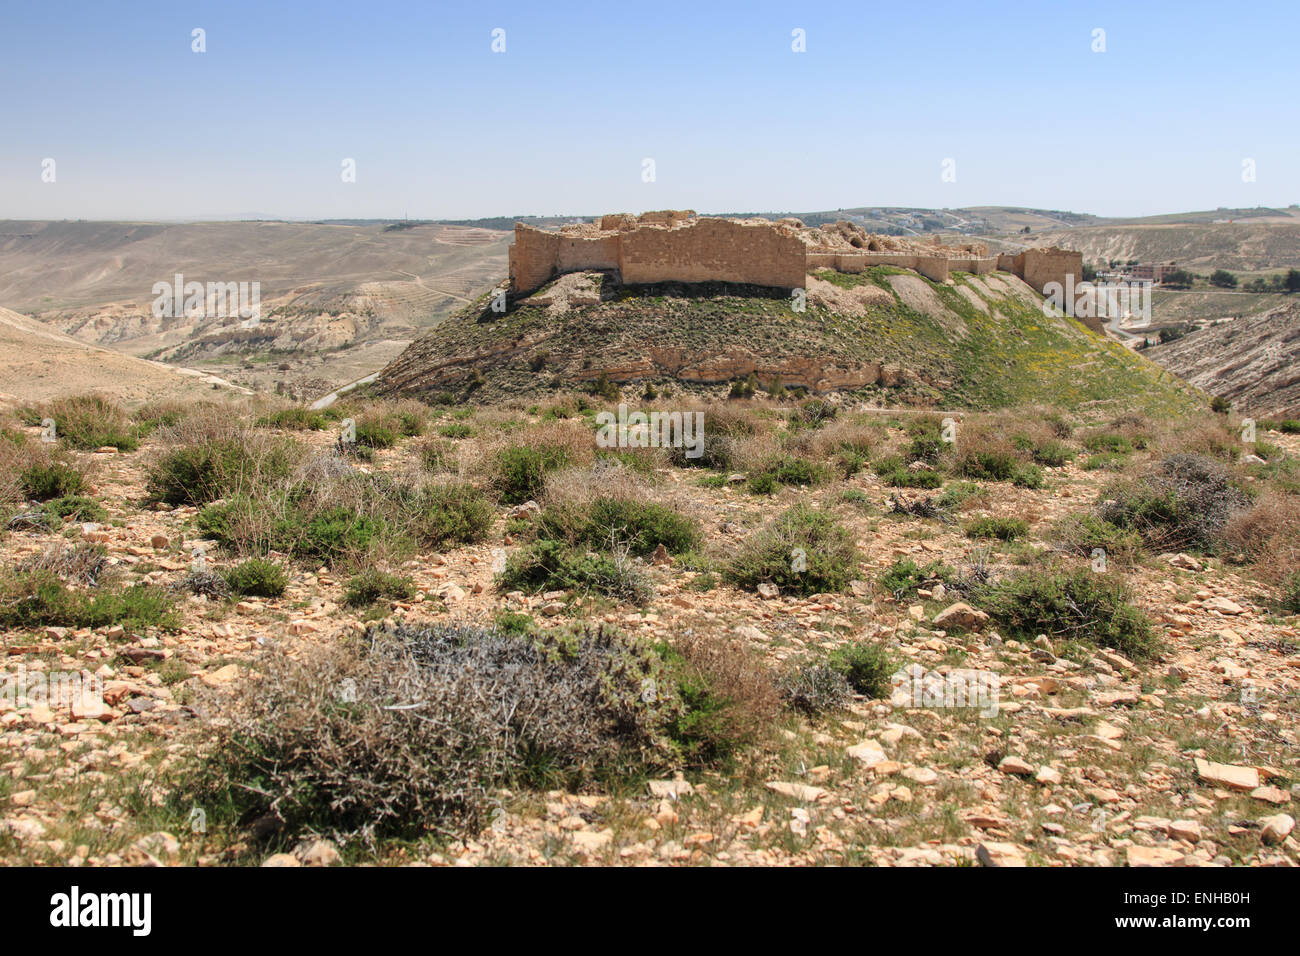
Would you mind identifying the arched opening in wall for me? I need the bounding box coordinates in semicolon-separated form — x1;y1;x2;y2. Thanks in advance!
849;236;865;248
867;240;882;251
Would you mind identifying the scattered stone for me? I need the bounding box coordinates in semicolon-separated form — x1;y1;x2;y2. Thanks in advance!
1260;814;1295;845
1127;845;1185;867
998;756;1035;776
931;602;989;631
1167;820;1202;843
765;781;827;803
1194;758;1260;792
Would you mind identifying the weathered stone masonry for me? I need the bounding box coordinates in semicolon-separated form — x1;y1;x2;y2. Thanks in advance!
508;211;1082;300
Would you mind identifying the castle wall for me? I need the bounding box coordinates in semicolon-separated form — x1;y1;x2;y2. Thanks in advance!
510;215;1077;299
1020;248;1084;296
618;218;805;288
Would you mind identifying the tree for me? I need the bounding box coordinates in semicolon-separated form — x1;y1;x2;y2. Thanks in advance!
1210;269;1238;289
1286;269;1300;294
1161;268;1195;289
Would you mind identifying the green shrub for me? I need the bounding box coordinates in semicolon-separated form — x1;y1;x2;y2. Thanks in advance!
498;538;651;604
41;395;139;451
827;642;895;698
964;516;1029;540
1052;513;1143;566
1012;464;1045;489
1280;573;1300;613
406;483;494;549
147;436;296;505
1033;440;1073;467
343;568;415;607
956;449;1018;482
0;569;177;634
295;507;387;565
978;567;1157;659
875;455;944;489
878;557;955;600
21;460;84;501
223;558;289;598
492;445;569;504
43;495;108;523
438;423;472;439
494;611;535;635
538;496;700;557
257;407;327;430
1082;432;1132;455
937;481;987;511
1278;420;1300;435
354;417;399;449
749;456;831;491
724;503;858;596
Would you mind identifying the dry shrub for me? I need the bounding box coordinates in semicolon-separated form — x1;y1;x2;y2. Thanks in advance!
1098;453;1252;553
1220;491;1300;588
18;542;113;587
670;631;781;758
787;418;883;461
188;622;695;844
1149;411;1239;461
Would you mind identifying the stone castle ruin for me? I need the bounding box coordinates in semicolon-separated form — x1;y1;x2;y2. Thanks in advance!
509;210;1083;305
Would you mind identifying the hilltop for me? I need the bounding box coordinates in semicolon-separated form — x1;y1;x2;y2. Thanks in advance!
375;266;1200;416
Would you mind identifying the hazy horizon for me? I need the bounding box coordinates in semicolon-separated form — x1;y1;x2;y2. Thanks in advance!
3;0;1297;221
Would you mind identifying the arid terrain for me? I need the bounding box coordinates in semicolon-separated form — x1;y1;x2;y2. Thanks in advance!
0;220;508;399
1;214;1298;870
1;346;1297;867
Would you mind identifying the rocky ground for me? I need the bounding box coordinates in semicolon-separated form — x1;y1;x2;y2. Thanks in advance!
1;405;1297;868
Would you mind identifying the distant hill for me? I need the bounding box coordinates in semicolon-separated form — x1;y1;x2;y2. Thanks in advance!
0;219;509;397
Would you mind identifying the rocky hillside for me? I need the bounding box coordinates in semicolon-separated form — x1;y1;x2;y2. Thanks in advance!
1144;303;1300;419
376;267;1201;415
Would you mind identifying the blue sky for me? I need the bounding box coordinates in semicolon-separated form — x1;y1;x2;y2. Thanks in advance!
1;0;1296;220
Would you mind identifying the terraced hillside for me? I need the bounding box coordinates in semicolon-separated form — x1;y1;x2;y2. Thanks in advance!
376;267;1201;416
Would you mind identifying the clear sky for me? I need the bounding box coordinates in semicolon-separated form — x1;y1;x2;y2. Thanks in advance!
1;0;1296;221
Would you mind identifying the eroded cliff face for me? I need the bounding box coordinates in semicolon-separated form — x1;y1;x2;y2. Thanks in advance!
1146;303;1300;418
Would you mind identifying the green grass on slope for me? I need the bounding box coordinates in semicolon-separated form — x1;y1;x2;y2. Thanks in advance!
377;268;1202;415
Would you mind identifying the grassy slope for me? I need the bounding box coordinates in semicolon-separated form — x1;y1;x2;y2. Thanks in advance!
378;267;1202;416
